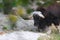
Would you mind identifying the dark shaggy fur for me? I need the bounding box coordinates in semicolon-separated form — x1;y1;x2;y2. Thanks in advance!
33;3;60;32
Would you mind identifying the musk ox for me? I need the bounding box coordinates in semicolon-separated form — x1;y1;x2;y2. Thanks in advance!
32;3;60;33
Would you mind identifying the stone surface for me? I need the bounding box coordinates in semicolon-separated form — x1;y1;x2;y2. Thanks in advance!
0;31;49;40
0;13;10;31
16;17;37;31
0;13;37;32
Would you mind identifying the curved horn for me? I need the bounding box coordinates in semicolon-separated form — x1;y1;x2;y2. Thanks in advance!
32;11;45;18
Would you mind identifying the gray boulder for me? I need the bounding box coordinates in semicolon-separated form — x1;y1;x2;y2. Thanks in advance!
16;17;37;31
0;13;10;31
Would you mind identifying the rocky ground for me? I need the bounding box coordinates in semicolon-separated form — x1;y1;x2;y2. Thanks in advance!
0;12;60;40
0;31;50;40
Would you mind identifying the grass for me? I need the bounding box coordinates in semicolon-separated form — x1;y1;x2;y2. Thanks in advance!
37;33;60;40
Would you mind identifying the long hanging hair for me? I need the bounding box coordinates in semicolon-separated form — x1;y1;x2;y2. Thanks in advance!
36;6;46;13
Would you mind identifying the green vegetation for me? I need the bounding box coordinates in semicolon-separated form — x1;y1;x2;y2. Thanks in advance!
51;33;60;40
38;33;60;40
8;14;17;30
1;0;59;14
9;14;17;23
3;26;8;30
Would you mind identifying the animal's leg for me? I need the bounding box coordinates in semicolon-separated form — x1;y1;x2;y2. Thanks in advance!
37;26;43;32
51;24;59;33
55;26;59;32
52;19;60;33
56;25;60;33
38;26;40;32
46;26;52;34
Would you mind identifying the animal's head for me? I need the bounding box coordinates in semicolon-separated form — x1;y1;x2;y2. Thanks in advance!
32;7;47;19
31;7;49;32
32;7;47;21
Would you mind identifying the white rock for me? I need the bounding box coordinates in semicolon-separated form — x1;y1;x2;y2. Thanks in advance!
0;13;10;31
16;18;37;31
0;31;48;40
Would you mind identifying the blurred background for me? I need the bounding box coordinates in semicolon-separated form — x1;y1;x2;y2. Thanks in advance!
0;0;60;31
0;0;60;40
0;0;60;19
0;0;60;30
